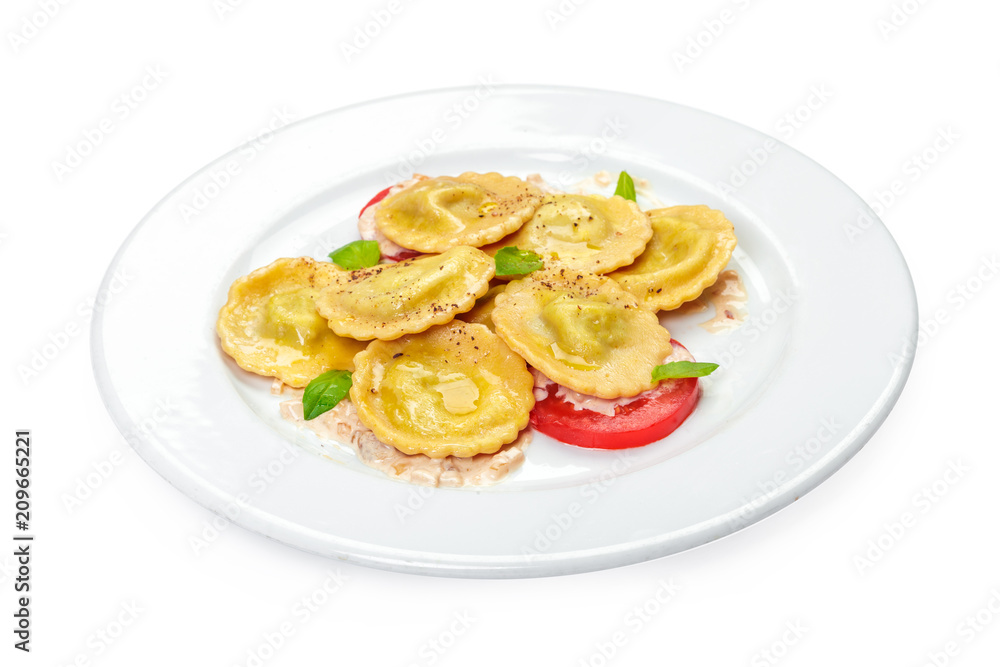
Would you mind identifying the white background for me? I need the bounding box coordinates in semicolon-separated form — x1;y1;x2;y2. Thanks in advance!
3;0;999;665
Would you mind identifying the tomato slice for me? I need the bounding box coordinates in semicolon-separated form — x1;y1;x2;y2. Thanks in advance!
384;248;421;261
529;340;701;450
359;186;393;218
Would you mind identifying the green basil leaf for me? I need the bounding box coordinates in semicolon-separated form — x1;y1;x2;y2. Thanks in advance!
302;370;353;420
614;171;637;202
651;361;719;381
328;240;380;270
494;246;544;276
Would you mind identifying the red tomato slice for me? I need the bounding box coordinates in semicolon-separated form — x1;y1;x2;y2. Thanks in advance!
529;341;701;450
384;248;422;262
359;186;393;218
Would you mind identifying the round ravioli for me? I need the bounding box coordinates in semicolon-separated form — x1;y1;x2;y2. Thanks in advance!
492;268;673;399
314;246;494;341
350;321;535;459
484;194;652;275
374;172;543;253
610;205;737;311
216;257;368;387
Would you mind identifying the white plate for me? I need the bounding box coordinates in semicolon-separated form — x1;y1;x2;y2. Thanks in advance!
92;86;917;578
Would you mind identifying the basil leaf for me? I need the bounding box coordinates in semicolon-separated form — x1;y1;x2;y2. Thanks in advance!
302;370;353;420
494;246;544;276
614;171;637;202
328;240;380;270
651;361;719;381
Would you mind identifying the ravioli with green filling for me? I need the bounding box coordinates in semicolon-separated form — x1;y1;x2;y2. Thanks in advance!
610;205;737;311
216;257;367;387
483;194;652;275
350;321;535;458
491;268;673;398
314;246;494;341
374;172;543;253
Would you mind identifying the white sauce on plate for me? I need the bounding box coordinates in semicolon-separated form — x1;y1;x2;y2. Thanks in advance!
671;269;748;333
279;392;530;488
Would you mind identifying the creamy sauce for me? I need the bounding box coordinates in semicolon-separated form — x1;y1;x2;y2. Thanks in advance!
532;369;554;402
554;383;642;417
568;170;613;195
634;179;666;208
526;173;564;194
280;397;530;488
566;170;665;207
357;176;427;259
699;270;747;333
669;270;747;333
